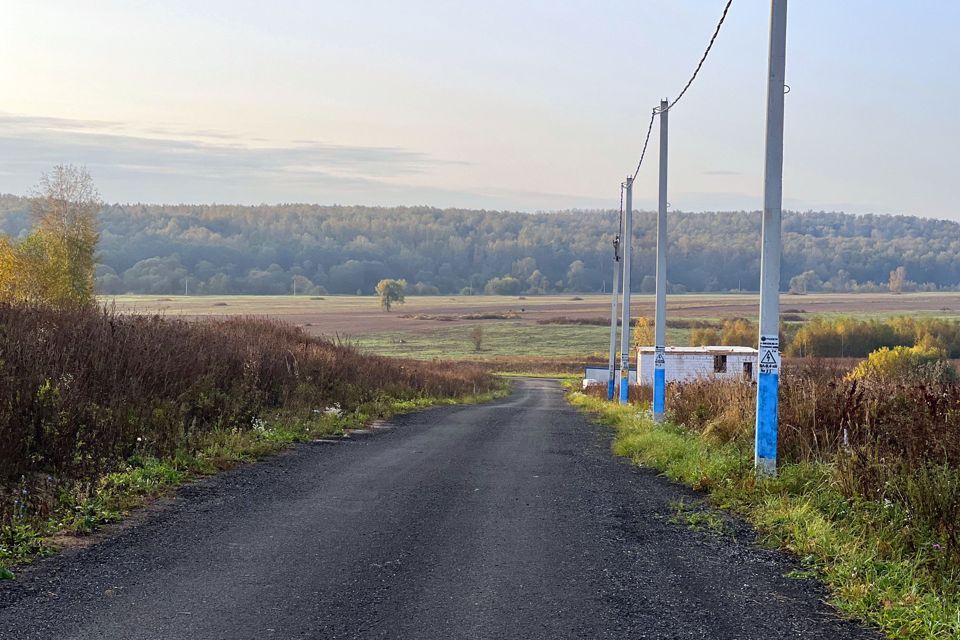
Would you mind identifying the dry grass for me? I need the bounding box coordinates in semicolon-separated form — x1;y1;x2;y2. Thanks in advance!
640;361;960;563
0;304;496;529
588;359;960;559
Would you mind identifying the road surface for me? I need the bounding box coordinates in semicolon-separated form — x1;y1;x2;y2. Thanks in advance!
0;378;876;639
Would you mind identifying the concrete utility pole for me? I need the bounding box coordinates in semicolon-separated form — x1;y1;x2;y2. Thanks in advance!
607;195;623;401
755;0;788;475
618;176;634;404
653;99;669;420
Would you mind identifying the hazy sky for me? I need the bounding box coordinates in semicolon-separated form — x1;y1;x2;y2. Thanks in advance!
1;1;957;218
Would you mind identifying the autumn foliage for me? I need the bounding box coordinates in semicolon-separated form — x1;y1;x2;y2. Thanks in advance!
0;165;99;307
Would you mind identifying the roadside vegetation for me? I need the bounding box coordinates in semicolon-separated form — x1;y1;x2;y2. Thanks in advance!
570;354;960;639
0;166;502;578
0;305;500;575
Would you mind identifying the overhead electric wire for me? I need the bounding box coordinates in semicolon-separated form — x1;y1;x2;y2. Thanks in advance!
631;108;658;181
659;0;734;114
610;0;737;403
627;0;734;182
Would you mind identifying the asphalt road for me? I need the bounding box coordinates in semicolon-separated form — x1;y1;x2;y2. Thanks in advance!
0;378;877;640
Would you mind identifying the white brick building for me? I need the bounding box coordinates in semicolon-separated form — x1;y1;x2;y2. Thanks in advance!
637;346;758;385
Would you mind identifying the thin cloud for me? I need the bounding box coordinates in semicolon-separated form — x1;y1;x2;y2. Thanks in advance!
0;114;598;211
0;113;468;203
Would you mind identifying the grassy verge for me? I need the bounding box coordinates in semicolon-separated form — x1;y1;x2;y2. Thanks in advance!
567;391;960;640
0;384;508;577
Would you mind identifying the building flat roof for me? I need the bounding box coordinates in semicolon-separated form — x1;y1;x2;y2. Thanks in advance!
637;346;758;355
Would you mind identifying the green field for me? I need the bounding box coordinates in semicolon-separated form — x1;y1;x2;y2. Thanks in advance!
356;322;690;359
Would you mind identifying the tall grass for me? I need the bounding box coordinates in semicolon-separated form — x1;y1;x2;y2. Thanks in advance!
574;366;960;638
0;304;495;534
589;360;960;566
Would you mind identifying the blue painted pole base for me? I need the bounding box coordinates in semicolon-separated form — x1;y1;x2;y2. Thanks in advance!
755;371;779;475
653;368;665;419
607;378;615;401
619;372;630;405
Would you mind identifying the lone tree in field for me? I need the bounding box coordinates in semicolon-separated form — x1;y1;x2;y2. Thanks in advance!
0;165;101;307
470;325;484;352
376;278;406;312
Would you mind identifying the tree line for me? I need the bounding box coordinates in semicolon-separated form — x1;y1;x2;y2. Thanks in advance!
2;197;959;295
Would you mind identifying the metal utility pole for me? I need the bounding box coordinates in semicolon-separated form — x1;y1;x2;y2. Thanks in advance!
755;0;788;475
653;100;669;420
607;195;623;401
618;176;634;404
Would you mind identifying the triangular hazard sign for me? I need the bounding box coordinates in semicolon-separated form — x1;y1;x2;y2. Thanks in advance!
760;350;777;365
654;353;665;365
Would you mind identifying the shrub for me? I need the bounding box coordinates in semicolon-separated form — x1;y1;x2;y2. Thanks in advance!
847;345;952;383
470;325;484;352
483;276;523;296
720;318;756;348
689;327;720;346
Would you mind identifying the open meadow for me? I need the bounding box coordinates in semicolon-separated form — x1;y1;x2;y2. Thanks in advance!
104;292;960;362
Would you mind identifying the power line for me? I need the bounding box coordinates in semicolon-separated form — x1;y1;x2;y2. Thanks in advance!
629;0;735;180
631;108;657;180
659;0;734;114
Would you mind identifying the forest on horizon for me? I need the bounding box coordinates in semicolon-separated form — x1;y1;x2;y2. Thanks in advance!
1;194;956;296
